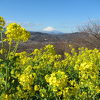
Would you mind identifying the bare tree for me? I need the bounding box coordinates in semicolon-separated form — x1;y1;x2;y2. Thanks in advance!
78;19;100;40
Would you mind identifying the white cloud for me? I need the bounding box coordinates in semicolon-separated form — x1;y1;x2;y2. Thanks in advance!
43;27;56;31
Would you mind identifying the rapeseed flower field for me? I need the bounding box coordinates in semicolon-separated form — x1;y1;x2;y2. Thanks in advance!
0;16;99;100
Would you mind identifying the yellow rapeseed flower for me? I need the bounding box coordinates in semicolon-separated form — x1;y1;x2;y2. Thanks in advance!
34;85;40;91
5;23;30;44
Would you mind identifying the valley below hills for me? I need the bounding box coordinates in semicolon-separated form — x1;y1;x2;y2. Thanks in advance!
18;31;100;55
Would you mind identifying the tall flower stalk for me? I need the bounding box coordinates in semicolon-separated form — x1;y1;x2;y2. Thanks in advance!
0;16;5;46
0;17;30;99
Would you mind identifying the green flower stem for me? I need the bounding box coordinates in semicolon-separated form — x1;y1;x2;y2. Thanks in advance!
0;31;4;48
13;40;20;53
7;43;12;57
5;64;8;92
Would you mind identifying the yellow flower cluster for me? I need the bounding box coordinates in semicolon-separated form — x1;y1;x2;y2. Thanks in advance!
19;73;36;90
5;23;30;44
15;51;32;65
0;16;5;26
34;85;40;91
45;71;68;92
31;45;61;70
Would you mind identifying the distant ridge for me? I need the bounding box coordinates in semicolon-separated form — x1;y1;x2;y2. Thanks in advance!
30;30;64;34
18;31;100;53
41;30;64;34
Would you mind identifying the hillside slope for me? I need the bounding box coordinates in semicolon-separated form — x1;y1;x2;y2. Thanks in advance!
18;32;100;54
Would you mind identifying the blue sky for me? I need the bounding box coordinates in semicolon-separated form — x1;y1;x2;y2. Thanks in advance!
0;0;100;33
